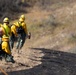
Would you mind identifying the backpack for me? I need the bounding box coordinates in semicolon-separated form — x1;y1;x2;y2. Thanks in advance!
16;22;24;34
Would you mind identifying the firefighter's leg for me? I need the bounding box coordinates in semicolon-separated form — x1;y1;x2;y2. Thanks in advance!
0;50;6;60
9;40;14;49
5;54;15;63
19;34;26;49
2;41;11;54
16;36;21;49
9;38;14;50
1;41;15;63
19;39;23;49
10;33;15;49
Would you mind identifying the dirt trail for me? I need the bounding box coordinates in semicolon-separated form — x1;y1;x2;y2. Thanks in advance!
0;30;76;75
0;38;76;75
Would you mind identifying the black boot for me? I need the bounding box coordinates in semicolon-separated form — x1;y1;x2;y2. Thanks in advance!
5;54;15;63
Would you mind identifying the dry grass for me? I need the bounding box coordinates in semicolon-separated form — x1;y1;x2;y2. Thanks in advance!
0;0;75;52
1;0;76;73
0;0;76;20
25;1;76;53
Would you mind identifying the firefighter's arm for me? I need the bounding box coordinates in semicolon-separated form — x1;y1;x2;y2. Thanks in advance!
22;23;31;39
11;25;17;36
22;23;28;35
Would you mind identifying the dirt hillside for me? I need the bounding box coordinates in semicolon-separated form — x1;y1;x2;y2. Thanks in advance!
0;0;76;75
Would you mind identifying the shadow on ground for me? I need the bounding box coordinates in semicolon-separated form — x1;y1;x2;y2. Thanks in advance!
1;48;76;75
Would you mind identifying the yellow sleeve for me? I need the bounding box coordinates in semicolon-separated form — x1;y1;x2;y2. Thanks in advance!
11;25;18;36
14;22;19;27
22;23;28;34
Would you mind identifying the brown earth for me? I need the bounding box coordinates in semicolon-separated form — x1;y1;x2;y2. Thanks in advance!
1;0;76;75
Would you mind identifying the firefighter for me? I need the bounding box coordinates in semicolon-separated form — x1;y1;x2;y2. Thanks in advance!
2;17;11;36
10;22;17;49
2;17;12;50
11;14;30;50
0;17;15;63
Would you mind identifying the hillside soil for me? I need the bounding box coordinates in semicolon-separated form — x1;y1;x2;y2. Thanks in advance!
1;1;76;75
